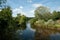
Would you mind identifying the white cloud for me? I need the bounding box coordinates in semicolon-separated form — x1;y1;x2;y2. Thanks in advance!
12;7;26;17
56;7;60;11
27;0;32;3
28;9;35;17
19;6;23;9
30;10;34;13
32;3;43;8
12;6;34;17
0;9;1;11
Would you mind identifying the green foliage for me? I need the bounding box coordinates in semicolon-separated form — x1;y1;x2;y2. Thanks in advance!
35;6;52;21
29;18;37;25
19;15;27;25
14;14;27;30
0;6;12;19
44;19;55;28
34;20;45;28
0;7;18;40
14;14;21;25
33;19;60;29
52;11;60;20
15;14;27;25
33;6;60;29
0;6;27;40
0;6;12;28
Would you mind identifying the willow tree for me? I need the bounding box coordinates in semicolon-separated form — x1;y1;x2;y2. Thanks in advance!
35;6;52;21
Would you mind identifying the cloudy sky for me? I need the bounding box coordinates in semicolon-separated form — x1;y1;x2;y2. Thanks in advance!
7;0;60;17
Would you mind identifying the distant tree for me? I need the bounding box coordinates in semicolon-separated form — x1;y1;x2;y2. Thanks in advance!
52;11;60;20
19;15;27;25
35;6;51;21
15;14;21;23
29;18;37;25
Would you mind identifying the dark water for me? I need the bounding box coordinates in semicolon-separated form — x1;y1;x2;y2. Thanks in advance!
16;23;60;40
16;23;36;40
50;33;60;40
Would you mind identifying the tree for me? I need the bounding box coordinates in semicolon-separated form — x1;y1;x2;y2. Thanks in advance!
0;6;18;40
29;18;37;25
35;6;51;21
15;14;21;24
19;15;27;25
52;11;60;20
0;6;12;28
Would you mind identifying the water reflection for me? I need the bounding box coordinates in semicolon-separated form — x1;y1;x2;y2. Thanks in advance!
19;24;26;30
35;28;50;40
16;23;60;40
16;23;35;40
50;33;60;40
34;27;60;40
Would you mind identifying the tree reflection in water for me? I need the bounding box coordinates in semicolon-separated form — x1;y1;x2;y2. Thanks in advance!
33;26;60;40
16;23;60;40
34;28;50;40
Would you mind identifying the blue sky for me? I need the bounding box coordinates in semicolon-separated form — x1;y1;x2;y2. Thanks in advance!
6;0;60;17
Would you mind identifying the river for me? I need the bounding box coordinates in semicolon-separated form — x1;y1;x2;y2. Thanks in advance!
16;23;60;40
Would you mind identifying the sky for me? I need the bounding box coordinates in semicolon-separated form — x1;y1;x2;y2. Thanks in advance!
6;0;60;17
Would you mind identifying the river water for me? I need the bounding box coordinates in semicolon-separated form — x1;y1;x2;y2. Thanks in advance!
16;23;60;40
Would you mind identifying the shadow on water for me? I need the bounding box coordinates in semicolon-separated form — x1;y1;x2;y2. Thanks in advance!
16;22;60;40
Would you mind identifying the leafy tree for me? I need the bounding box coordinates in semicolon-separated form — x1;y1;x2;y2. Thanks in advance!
35;6;51;21
52;11;60;20
0;6;18;40
34;20;45;28
29;18;37;25
19;15;27;25
15;14;21;25
0;6;12;29
14;14;27;30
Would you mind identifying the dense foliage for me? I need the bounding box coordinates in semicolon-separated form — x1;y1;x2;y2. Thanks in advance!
35;6;52;21
30;6;60;29
0;5;27;40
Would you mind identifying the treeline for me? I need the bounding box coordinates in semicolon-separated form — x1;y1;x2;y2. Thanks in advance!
30;6;60;40
30;6;60;29
0;0;28;40
0;6;27;40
